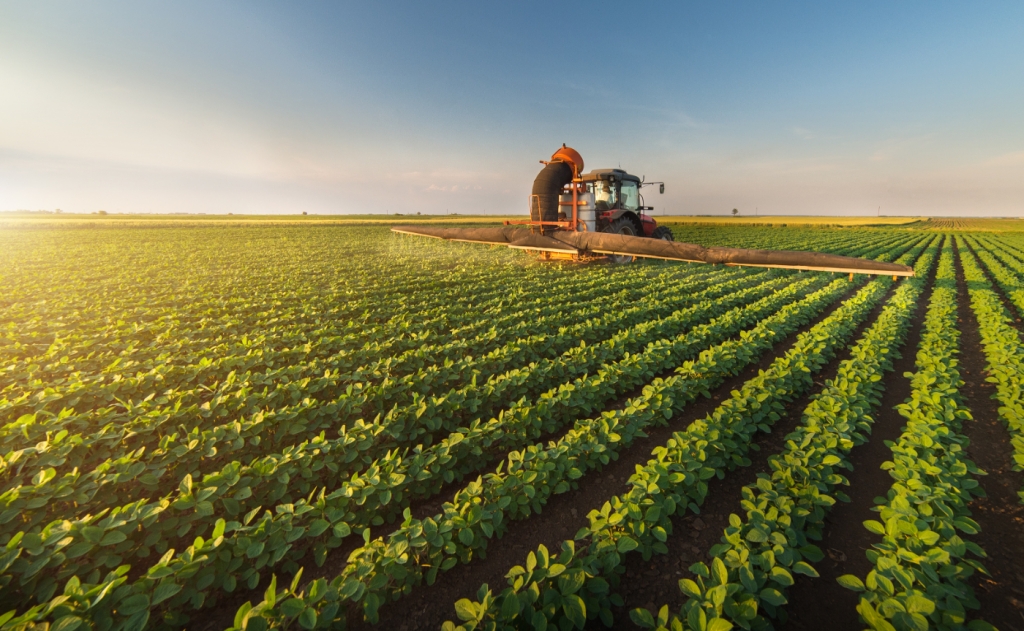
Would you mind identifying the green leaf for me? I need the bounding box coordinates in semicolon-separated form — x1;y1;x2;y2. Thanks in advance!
454;599;478;622
51;616;84;631
678;578;702;599
711;557;729;585
118;593;151;616
234;602;253;630
904;595;935;615
81;526;104;544
246;541;265;558
864;520;886;535
562;594;586;628
281;598;306;617
759;588;787;607
836;575;865;592
264;574;277;608
629;608;656;628
500;593;521;619
65;542;94;559
617;537;639;553
152;581;183;605
532;611;549;631
792;561;819;577
244;618;268;631
122;611;150;631
707;619;734;631
745;528;768;543
298;607;318;630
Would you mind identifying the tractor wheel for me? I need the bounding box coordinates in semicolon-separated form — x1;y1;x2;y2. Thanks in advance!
603;218;638;264
651;226;674;241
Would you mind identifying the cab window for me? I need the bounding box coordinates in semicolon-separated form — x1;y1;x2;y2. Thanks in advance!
620;181;639;211
589;181;618;210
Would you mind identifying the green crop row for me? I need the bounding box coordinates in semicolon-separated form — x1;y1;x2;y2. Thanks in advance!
0;273;824;626
628;256;932;631
5;229;910;481
435;238;934;631
6;226;901;414
1;264;723;472
838;241;995;631
0;234;921;618
965;236;1024;319
225;275;861;631
0;232;916;490
958;238;1024;502
0;228;929;630
1;268;774;539
0;229;916;445
0;270;785;572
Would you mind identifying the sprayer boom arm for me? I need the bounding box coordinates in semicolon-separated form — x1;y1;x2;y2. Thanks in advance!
390;225;914;276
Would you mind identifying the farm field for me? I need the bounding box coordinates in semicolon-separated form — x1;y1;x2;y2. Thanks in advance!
1;221;1023;631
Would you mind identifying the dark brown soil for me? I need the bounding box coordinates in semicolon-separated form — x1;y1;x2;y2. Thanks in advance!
952;240;1024;631
357;279;876;631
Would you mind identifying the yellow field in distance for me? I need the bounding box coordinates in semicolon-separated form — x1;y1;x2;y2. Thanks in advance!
3;212;1020;231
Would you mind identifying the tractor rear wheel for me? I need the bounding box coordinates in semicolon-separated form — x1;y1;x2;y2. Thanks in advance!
652;226;674;241
603;218;638;264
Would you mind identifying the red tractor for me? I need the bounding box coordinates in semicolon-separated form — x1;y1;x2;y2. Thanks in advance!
517;145;671;262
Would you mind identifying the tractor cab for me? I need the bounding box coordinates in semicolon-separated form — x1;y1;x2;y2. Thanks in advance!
577;169;659;238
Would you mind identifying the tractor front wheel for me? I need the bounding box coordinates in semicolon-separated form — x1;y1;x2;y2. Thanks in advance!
603;218;638;264
651;226;674;241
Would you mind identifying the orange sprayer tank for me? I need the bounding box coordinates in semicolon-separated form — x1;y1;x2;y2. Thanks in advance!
551;144;584;177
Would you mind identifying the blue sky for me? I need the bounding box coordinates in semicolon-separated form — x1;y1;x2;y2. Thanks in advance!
2;2;1022;216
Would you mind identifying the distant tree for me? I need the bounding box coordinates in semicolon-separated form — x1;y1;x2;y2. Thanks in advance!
302;211;308;215
97;210;108;215
732;208;738;217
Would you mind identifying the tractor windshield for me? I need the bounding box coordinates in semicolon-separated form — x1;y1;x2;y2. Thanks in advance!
588;181;618;210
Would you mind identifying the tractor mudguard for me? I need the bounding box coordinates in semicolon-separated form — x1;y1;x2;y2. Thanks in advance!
601;209;646;235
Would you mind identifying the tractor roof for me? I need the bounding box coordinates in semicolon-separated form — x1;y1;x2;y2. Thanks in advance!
579;168;642;184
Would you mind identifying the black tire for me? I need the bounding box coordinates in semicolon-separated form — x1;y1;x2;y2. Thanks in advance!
603;217;638;264
651;225;674;241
